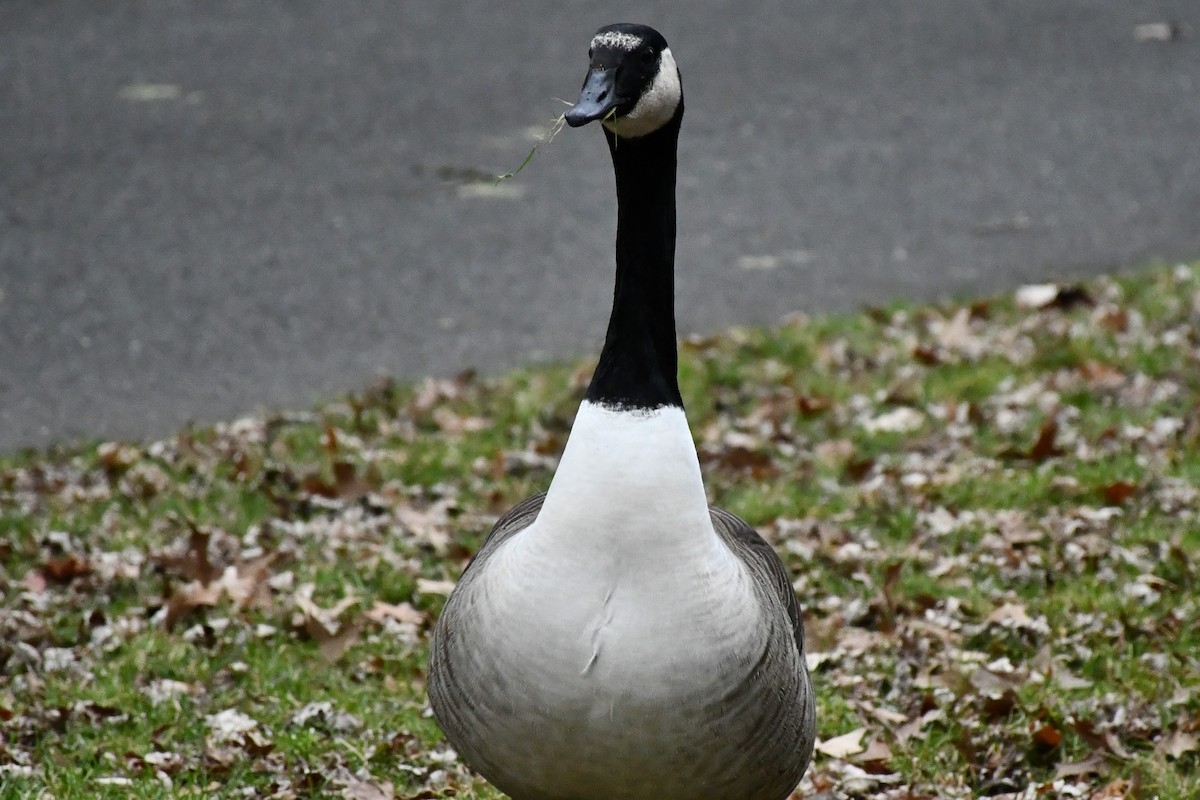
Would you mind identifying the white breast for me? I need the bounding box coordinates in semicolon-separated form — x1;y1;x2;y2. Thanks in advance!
469;400;763;706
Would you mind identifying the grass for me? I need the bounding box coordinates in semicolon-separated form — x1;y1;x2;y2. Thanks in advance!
2;262;1199;799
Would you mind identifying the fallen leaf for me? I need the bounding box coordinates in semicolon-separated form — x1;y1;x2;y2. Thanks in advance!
1100;481;1138;506
158;524;220;584
302;460;375;500
1072;719;1133;760
1090;778;1133;799
981;689;1019;721
844;456;876;482
862;407;925;434
432;407;490;435
816;727;867;758
895;709;944;745
342;779;395;800
396;500;456;553
164;581;223;630
1157;729;1199;759
796;395;830;417
856;702;909;726
1080;359;1125;387
986;602;1033;627
852;738;894;773
21;570;47;592
701;445;778;478
1032;722;1063;750
41;556;92;584
416;578;456;596
364;601;426;626
1055;752;1106;779
1029;417;1064;461
205;708;258;744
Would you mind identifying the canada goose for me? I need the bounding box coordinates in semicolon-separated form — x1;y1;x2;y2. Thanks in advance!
428;23;815;800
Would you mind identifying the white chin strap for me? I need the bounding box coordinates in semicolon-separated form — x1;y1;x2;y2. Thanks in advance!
604;48;681;139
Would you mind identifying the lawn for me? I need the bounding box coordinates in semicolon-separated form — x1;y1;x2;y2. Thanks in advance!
2;263;1198;799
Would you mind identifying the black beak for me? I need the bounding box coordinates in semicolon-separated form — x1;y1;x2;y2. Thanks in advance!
565;69;620;127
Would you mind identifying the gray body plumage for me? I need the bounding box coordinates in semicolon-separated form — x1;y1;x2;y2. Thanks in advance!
430;495;815;800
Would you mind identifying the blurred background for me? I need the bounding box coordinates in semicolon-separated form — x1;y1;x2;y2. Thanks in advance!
2;0;1197;452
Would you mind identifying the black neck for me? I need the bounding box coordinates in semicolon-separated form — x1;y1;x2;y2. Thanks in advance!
585;105;685;410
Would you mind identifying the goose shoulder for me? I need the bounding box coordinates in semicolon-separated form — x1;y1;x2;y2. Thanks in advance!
455;491;546;582
709;505;806;654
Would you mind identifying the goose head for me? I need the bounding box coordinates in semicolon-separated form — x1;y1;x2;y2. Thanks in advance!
564;23;682;139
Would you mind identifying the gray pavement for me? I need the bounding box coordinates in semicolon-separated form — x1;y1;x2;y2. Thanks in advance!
2;1;1198;453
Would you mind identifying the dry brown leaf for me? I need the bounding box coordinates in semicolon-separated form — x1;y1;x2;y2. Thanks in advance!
21;570;48;593
293;586;358;630
1157;729;1199;759
814;439;854;465
913;344;942;365
1071;719;1133;760
41;556;92;585
432;407;490;435
981;689;1019;721
396;500;454;553
995;510;1043;545
96;441;141;474
164;552;280;630
416;578;457;596
862;407;924;433
1053;666;1094;690
164;581;224;630
701;445;778;478
342;779;395;800
844;456;876;482
302;460;375;500
895;709;944;745
855;701;909;726
1055;752;1107;779
410;371;475;413
851;737;894;772
1032;722;1063;750
158;525;219;585
836;627;882;655
986;602;1032;627
796;394;830;417
1090;778;1133;799
1100;481;1138;506
971;667;1020;698
815;727;867;758
309;618;359;663
1080;360;1124;388
291;584;361;662
932;307;983;358
1029;417;1064;461
364;601;426;626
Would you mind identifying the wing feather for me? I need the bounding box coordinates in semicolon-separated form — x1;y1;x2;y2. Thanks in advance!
709;505;805;654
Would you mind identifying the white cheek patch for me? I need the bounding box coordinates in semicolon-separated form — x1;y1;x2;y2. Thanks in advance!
604;47;682;139
591;31;642;51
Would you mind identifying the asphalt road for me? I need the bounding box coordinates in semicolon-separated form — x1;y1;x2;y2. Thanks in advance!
2;1;1198;453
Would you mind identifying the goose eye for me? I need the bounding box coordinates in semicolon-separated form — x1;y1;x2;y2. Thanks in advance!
640;50;655;66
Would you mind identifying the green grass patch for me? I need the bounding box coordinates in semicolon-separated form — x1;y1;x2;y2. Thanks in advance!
3;262;1199;798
